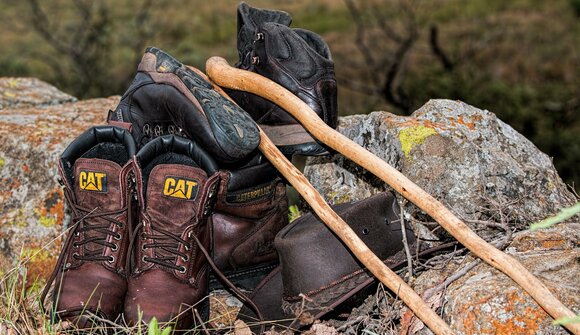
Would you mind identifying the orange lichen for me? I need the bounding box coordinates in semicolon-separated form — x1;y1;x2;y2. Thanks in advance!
456;115;476;130
459;290;546;335
540;239;567;249
382;114;447;131
36;188;65;227
489;292;546;334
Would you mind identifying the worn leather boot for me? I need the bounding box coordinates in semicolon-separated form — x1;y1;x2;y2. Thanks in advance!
123;135;221;330
107;46;259;163
42;126;137;329
230;2;338;156
211;154;288;289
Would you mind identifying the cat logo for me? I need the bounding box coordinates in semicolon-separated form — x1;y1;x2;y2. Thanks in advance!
79;171;107;192
163;176;198;200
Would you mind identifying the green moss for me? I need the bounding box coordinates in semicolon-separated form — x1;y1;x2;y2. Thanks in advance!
398;126;438;158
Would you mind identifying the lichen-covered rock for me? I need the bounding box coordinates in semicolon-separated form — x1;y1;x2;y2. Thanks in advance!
304;99;575;240
412;223;579;335
0;77;76;109
0;79;116;282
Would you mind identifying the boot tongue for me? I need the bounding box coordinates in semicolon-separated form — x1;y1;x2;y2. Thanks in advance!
145;164;208;230
73;158;123;211
237;2;292;66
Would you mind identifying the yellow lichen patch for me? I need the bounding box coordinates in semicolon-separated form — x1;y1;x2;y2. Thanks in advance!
8;78;19;88
0;157;5;169
21;246;58;287
38;214;56;228
326;190;352;204
9;208;28;228
398;125;438;158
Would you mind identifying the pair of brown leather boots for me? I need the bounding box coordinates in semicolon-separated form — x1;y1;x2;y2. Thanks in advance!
42;2;337;332
43;126;286;331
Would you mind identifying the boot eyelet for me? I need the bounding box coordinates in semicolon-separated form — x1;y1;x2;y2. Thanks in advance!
181;255;189;262
142;256;147;263
184;245;190;251
108;256;115;263
143;124;151;135
72;253;80;260
72;242;79;248
154;125;162;136
251;56;260;65
114;233;122;241
179;266;186;273
209;187;217;198
187;231;193;238
255;32;264;41
362;228;369;235
142;244;148;251
75;231;80;237
111;244;118;251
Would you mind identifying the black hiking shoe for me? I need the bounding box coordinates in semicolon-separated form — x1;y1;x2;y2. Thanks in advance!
108;47;260;164
228;2;338;156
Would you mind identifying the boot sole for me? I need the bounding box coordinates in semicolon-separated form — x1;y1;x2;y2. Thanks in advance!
260;124;329;156
146;47;260;162
209;262;278;291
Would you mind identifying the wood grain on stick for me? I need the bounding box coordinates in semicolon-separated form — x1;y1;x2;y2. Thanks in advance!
206;56;580;335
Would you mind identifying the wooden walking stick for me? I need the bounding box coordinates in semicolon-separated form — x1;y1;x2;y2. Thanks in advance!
190;66;456;334
206;57;580;335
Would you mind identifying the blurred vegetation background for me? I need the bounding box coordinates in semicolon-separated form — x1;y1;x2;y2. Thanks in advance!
0;0;578;190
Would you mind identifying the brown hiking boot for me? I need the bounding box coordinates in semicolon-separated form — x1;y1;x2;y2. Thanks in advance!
211;154;289;289
123;135;221;330
41;126;137;329
229;2;338;156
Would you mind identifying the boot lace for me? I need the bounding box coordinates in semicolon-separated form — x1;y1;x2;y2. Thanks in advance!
189;232;265;334
138;218;190;272
40;199;128;314
127;219;265;333
70;204;127;263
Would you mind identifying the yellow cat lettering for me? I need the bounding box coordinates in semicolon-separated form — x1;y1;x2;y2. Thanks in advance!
79;171;107;192
163;177;198;200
